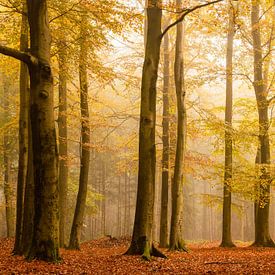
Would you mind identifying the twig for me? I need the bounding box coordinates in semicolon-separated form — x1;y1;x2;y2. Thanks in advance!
161;0;225;39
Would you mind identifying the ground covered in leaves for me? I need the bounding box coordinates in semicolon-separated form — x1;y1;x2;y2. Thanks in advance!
0;238;275;274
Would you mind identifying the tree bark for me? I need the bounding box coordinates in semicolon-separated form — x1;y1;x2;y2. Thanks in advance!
220;1;235;248
3;78;15;238
58;39;68;248
169;0;187;251
159;20;170;248
21;120;34;256
68;10;90;250
126;0;165;260
251;0;274;247
27;0;60;261
14;2;29;255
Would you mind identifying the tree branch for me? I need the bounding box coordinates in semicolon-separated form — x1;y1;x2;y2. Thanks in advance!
161;0;225;39
0;45;35;65
268;96;275;106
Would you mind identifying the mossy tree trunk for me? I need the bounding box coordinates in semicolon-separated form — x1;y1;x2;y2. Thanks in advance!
251;0;274;247
159;20;170;249
0;0;60;262
220;1;235;248
68;10;90;250
27;0;60;261
126;0;165;260
3;77;15;238
14;2;29;255
58;40;68;248
169;0;187;251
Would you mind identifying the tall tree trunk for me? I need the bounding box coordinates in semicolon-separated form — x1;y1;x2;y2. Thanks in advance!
251;0;274;247
126;0;165;260
101;159;106;236
68;11;90;250
14;2;29;255
3;78;15;237
117;176;121;237
58;41;68;248
159;20;170;248
220;1;235;248
20;121;34;256
27;0;60;261
169;0;187;252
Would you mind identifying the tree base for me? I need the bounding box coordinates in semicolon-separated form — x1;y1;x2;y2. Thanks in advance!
251;238;275;248
125;236;167;260
26;250;62;263
219;241;236;248
169;239;188;252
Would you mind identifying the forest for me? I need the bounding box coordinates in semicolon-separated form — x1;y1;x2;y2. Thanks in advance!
0;0;274;274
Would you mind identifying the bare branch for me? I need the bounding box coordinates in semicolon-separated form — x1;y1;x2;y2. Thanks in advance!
268;96;275;106
0;45;36;65
161;0;225;39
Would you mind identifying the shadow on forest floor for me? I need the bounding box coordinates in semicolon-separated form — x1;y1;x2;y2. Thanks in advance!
0;237;274;274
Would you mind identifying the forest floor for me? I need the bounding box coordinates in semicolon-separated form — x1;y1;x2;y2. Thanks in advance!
0;237;275;274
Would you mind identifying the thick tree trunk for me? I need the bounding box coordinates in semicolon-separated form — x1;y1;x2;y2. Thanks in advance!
169;0;187;251
220;1;235;248
27;0;60;261
126;0;165;260
251;0;274;247
68;11;90;250
58;42;68;248
3;79;15;237
159;21;170;248
14;3;29;255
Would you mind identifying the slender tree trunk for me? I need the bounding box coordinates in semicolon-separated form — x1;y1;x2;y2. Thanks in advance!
27;0;60;261
169;0;187;251
220;1;235;248
3;79;15;237
101;160;106;236
14;2;29;255
58;41;68;248
126;0;165;260
68;11;90;249
117;176;121;237
124;167;128;236
159;20;170;248
251;0;274;247
21;120;34;256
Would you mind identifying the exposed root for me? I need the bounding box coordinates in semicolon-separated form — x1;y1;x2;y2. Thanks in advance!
125;236;167;260
251;239;275;248
220;241;236;248
169;239;188;252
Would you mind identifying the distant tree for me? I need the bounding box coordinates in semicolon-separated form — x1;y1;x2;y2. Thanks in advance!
220;0;236;248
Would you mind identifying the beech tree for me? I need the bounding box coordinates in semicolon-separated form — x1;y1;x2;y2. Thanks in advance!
127;0;224;259
251;0;274;247
169;0;187;252
220;0;236;248
69;9;91;250
13;2;29;255
159;18;170;249
0;0;60;261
